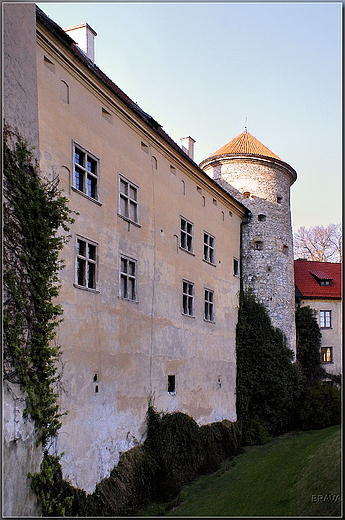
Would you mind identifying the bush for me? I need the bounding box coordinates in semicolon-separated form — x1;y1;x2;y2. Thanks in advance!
299;382;341;430
243;418;271;446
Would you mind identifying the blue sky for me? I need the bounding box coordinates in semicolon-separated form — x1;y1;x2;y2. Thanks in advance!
37;2;342;233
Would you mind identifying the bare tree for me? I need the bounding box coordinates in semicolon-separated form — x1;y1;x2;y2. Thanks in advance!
294;223;342;263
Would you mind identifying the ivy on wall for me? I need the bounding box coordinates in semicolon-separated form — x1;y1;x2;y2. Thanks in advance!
3;124;75;447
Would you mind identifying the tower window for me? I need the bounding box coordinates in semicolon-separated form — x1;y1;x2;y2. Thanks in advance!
243;192;250;199
254;241;263;250
258;214;266;222
168;375;176;393
277;196;283;204
204;289;214;322
282;245;289;254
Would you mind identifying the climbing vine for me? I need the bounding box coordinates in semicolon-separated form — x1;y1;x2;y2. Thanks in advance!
3;124;75;447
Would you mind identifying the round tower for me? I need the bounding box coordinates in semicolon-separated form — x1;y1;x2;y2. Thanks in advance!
200;130;297;354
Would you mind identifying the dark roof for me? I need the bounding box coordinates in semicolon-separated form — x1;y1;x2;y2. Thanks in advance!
294;259;342;299
36;6;248;217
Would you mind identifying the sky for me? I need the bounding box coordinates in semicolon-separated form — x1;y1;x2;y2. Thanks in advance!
37;1;342;233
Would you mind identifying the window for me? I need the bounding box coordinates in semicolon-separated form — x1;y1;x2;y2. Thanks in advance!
277;196;283;204
119;175;139;224
233;258;239;276
320;279;332;286
254;241;263;250
180;217;194;253
258;214;266;222
119;255;137;301
168;375;176;393
243;192;250;199
74;144;99;200
321;347;333;363
320;310;331;328
204;289;214;322
182;280;194;316
76;238;97;289
203;232;215;264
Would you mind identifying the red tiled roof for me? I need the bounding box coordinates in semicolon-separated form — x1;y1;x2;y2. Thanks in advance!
294;260;342;299
209;130;281;160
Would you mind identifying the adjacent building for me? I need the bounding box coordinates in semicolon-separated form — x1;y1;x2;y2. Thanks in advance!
294;260;342;379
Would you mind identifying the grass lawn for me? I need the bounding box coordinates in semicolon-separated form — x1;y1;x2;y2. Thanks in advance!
139;425;341;517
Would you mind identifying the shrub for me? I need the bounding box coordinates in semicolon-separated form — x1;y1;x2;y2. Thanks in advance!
299;382;341;431
295;305;322;386
236;290;297;436
243;418;271;446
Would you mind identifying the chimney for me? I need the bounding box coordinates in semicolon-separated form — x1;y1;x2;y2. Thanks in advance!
64;23;97;62
180;136;195;161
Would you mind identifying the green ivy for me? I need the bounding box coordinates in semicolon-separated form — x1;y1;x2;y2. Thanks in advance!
295;304;322;385
3;124;75;447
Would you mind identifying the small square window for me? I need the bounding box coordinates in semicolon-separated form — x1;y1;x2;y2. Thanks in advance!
203;232;215;264
73;144;99;201
321;347;333;363
180;217;194;253
254;241;263;250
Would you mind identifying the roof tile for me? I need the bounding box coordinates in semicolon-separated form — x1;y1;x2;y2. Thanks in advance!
294;260;342;299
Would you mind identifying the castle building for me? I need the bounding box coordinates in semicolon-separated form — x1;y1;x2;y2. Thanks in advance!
200;131;297;353
3;4;298;508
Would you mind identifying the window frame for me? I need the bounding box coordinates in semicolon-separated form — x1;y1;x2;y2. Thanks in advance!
203;231;216;265
320;346;333;363
119;254;138;302
74;235;98;291
320;310;332;329
73;142;100;203
118;174;140;226
182;279;195;317
204;288;215;322
180;216;194;254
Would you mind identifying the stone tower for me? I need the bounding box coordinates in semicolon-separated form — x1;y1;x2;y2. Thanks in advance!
200;130;297;354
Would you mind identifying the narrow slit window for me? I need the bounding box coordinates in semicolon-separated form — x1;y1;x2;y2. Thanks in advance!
168;375;175;393
233;258;239;276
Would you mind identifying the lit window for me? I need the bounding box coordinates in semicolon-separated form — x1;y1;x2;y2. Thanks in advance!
321;347;333;363
203;232;215;264
182;280;194;316
320;310;331;328
119;255;137;301
204;289;214;322
180;217;194;253
76;237;97;289
73;144;99;201
119;175;139;224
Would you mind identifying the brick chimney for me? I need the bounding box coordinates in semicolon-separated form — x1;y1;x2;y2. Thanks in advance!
64;23;97;62
180;136;195;160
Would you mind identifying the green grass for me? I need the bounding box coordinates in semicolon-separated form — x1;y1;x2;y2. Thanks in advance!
139;425;341;517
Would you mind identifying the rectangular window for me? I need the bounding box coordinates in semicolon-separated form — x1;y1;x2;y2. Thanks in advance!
182;280;194;316
203;232;215;264
180;217;194;253
76;237;97;289
74;144;99;200
320;310;331;328
119;255;137;301
204;289;214;322
321;347;333;363
233;258;239;276
119;175;139;224
168;375;176;393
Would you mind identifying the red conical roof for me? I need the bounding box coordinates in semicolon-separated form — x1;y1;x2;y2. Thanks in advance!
210;130;281;160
